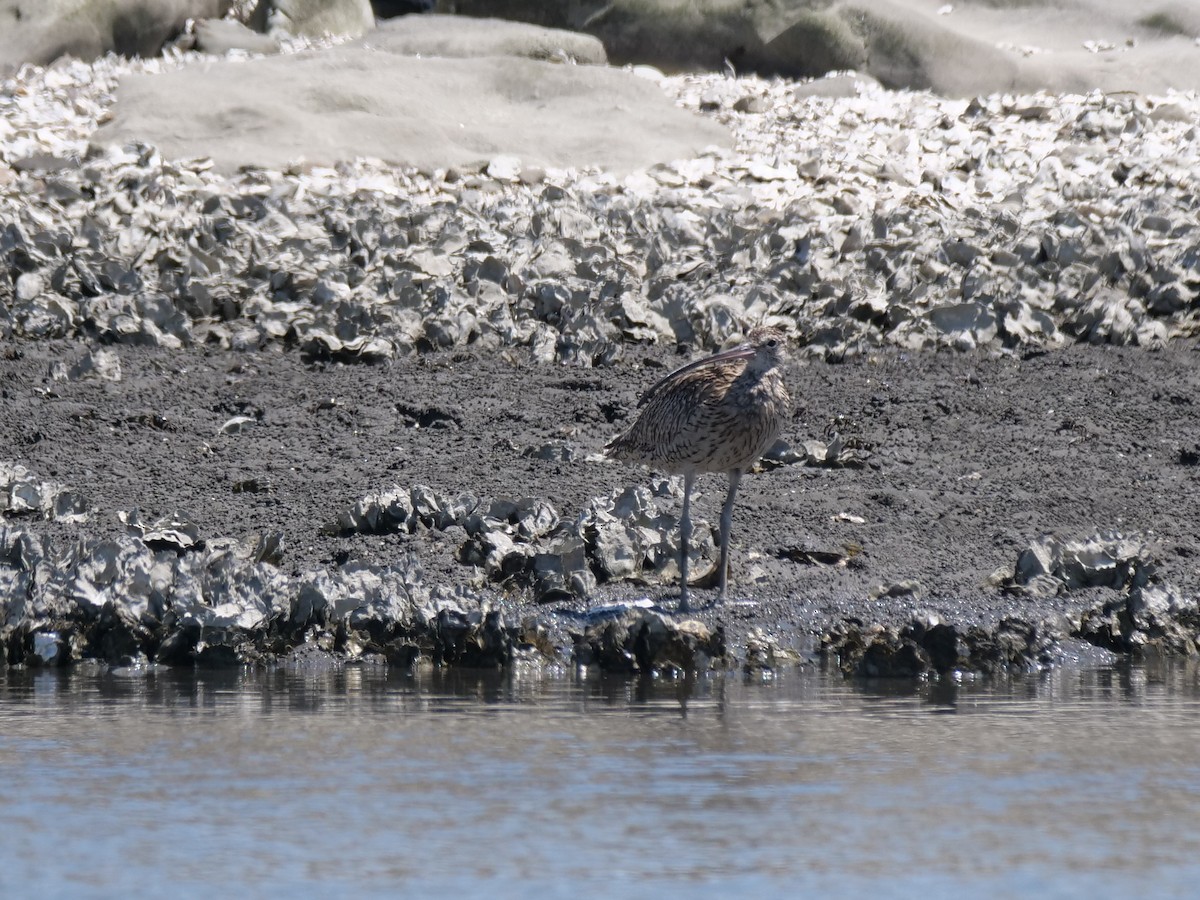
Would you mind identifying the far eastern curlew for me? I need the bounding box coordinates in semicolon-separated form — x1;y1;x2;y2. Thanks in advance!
605;326;790;612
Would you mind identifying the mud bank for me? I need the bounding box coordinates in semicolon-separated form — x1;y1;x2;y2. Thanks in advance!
3;339;1200;675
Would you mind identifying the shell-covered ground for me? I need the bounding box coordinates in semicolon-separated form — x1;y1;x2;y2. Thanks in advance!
5;334;1200;672
3;49;1200;673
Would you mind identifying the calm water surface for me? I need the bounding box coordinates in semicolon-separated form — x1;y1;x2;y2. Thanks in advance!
1;661;1198;899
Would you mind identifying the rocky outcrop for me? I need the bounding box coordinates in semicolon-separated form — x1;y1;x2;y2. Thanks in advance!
820;617;1069;677
0;0;231;72
11;474;1200;675
4;0;1200;94
192;17;282;55
0;0;404;73
249;0;375;40
0;521;731;673
90;43;728;174
357;13;607;63
1077;584;1200;659
0;522;518;669
435;0;1200;95
571;605;728;673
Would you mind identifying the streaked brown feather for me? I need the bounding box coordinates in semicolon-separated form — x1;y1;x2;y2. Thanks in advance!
605;327;790;475
603;326;791;607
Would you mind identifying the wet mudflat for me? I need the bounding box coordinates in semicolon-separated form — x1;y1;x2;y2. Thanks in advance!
2;662;1199;898
5;338;1200;673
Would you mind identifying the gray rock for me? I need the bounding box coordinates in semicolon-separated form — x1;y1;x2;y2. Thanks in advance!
15;272;42;301
581;484;716;587
1077;583;1200;659
928;302;998;348
0;463;89;522
430;604;517;668
942;239;983;269
571;604;728;673
0;0;229;71
435;0;1200;94
30;630;64;666
0;519;531;669
761;9;866;79
513;497;559;540
410;483;446;527
792;72;879;99
732;94;770;113
531;534;594;601
193;17;282;55
91;48;729;174
5;490;1198;669
250;0;374;39
837;0;1019;96
1011;532;1157;593
121;509;204;552
743;627;805;672
328;485;415;535
821;616;1063;676
521;441;576;462
49;348;121;383
472;530;530;580
357;13;607;64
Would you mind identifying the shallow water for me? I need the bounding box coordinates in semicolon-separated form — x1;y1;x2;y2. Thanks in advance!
2;661;1198;899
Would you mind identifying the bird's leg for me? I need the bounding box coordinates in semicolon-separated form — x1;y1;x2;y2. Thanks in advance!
717;469;742;602
678;471;695;613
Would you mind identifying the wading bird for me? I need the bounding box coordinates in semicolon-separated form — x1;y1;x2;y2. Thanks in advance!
605;326;790;612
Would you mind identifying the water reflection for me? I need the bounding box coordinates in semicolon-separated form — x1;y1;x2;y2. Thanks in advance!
9;657;1197;710
2;661;1199;898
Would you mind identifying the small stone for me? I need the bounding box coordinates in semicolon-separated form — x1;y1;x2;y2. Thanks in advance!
16;272;43;301
733;95;769;114
219;415;256;434
486;155;522;181
31;632;62;666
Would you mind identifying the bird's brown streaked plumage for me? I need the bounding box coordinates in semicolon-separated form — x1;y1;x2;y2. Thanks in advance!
605;326;791;612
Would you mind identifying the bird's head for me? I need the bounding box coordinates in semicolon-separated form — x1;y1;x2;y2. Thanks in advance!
741;326;788;373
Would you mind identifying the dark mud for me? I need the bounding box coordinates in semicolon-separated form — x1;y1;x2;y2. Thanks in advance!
4;336;1200;671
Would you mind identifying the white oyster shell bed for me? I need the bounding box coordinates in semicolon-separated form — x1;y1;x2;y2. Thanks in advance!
1;49;1198;360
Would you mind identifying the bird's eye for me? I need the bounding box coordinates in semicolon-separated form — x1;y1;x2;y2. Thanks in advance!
766;338;778;348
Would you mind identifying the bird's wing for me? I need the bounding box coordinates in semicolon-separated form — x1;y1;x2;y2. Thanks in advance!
637;355;740;408
637;344;755;408
624;363;742;461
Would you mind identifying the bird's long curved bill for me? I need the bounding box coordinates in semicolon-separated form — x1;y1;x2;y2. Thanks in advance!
638;342;756;406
